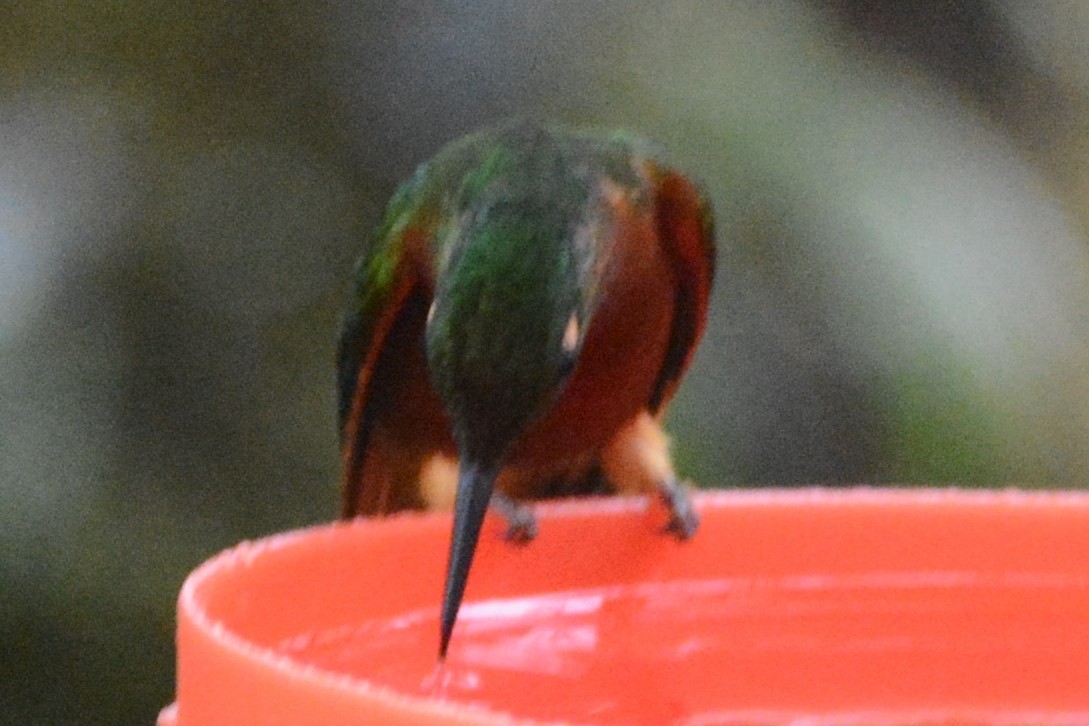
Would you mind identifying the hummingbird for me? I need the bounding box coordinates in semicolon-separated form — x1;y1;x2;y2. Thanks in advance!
337;121;715;659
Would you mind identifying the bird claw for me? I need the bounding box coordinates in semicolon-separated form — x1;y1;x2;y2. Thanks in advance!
659;478;699;541
503;512;538;545
490;491;538;545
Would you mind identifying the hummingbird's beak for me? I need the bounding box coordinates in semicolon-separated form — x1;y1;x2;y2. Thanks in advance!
439;461;498;659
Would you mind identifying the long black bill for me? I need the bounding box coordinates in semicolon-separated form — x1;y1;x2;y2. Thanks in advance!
439;461;498;659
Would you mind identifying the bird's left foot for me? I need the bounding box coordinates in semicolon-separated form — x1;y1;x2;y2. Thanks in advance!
490;491;538;544
658;477;699;540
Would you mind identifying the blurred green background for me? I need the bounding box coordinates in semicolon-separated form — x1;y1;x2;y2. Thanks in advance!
3;2;1088;723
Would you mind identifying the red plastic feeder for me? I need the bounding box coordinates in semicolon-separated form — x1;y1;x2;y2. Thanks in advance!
158;488;1089;725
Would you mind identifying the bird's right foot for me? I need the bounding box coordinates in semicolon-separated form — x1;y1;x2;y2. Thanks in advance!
490;491;538;544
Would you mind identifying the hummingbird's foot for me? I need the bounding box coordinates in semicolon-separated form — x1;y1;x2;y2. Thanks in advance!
659;477;699;540
490;491;538;544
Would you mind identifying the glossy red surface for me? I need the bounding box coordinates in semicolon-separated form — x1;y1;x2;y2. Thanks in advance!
160;489;1089;725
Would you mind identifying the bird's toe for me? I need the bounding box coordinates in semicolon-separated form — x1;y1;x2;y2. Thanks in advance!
659;478;699;541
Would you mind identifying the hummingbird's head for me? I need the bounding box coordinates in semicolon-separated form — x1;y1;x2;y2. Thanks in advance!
425;194;597;467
